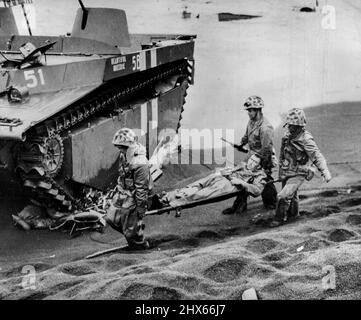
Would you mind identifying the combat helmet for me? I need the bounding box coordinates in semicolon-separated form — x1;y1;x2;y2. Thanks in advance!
285;108;307;126
244;96;264;109
112;128;137;147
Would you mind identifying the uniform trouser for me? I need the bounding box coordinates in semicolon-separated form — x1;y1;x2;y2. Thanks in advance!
261;171;277;208
106;201;147;248
262;182;277;208
274;175;306;222
231;189;248;212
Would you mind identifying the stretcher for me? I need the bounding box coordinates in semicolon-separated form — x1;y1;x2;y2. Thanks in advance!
145;178;282;217
145;189;246;217
86;190;248;259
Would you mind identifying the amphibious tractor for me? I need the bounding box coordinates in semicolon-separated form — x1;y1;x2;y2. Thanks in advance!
0;0;195;210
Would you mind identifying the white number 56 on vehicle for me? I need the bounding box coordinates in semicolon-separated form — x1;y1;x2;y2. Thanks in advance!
24;69;45;88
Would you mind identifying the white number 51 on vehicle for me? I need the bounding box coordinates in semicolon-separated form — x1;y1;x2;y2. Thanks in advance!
24;69;45;88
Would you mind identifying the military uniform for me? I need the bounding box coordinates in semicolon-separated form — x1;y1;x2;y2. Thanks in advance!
106;129;152;249
230;162;268;197
238;96;277;210
273;109;331;223
241;114;274;171
223;96;277;215
228;160;269;212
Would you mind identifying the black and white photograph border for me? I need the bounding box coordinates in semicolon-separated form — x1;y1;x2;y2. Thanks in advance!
1;0;361;303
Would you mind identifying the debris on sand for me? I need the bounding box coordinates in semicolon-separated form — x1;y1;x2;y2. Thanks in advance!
242;288;258;300
13;202;106;236
86;245;124;259
218;13;261;22
12;205;53;230
182;6;191;19
12;214;31;231
182;11;191;19
299;7;316;13
49;210;106;236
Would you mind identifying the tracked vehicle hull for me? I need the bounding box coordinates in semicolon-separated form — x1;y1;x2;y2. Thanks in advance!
0;4;195;210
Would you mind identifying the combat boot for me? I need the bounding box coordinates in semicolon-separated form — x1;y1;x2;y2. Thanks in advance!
287;195;300;221
235;201;247;214
222;202;247;215
268;199;289;227
222;192;247;215
222;207;235;215
127;240;150;250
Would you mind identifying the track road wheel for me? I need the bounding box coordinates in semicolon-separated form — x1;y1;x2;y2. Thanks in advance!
41;134;64;177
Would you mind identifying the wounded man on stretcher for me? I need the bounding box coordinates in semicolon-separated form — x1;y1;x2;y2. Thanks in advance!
156;154;268;211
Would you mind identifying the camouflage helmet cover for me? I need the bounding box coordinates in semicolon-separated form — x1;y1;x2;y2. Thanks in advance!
285;108;307;126
112;128;137;147
244;96;264;109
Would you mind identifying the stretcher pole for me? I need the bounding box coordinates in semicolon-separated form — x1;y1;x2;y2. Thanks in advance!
86;246;125;259
145;190;245;216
